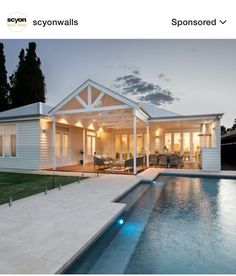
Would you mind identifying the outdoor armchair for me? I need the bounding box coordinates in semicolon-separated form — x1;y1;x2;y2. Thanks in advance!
158;154;168;167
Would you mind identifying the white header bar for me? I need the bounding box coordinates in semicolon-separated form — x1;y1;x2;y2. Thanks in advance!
0;0;235;39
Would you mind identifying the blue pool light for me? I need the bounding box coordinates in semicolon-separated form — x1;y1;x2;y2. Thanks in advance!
117;218;124;225
152;181;156;184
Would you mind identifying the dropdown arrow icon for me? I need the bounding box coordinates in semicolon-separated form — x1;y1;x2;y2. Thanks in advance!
219;20;227;24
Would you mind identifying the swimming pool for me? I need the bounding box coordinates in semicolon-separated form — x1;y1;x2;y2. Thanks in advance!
64;175;236;274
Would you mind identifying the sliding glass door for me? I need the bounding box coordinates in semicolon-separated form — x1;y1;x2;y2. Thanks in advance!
114;133;147;160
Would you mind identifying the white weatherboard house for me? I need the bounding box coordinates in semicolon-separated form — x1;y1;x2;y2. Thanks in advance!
0;80;223;173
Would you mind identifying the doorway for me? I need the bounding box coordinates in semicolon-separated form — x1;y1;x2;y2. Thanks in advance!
56;127;70;166
87;131;96;162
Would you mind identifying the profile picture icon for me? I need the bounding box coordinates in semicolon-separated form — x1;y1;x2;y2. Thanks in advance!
7;12;27;32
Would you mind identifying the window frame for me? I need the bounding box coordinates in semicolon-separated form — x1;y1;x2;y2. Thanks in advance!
0;124;18;159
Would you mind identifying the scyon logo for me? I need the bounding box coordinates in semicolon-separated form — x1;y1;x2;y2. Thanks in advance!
7;12;27;32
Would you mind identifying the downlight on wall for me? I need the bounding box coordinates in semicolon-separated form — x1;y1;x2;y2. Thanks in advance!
75;121;83;128
58;118;68;125
88;123;95;130
155;129;160;138
97;127;104;139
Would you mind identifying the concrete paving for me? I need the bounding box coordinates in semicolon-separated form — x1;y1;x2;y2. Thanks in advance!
0;173;148;274
0;168;236;274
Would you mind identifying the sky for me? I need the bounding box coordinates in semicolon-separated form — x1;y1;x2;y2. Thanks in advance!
1;39;236;127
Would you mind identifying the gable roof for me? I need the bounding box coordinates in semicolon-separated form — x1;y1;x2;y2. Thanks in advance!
0;102;52;121
48;79;140;115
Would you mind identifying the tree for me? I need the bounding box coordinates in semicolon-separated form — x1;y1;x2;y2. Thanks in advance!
10;42;46;108
221;125;227;135
0;43;10;111
9;49;26;107
232;118;236;131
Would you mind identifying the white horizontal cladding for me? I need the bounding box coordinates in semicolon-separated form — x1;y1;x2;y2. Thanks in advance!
40;120;52;169
55;105;131;115
0;120;40;170
201;147;221;172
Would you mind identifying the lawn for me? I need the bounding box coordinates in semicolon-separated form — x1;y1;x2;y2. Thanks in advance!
0;172;87;205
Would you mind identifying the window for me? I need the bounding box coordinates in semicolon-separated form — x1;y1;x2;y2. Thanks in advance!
173;133;181;152
192;132;200;152
0;125;17;158
183;132;190;151
62;133;68;157
137;134;143;155
121;134;128;153
165;133;172;151
129;134;133;155
11;133;16;157
115;134;120;154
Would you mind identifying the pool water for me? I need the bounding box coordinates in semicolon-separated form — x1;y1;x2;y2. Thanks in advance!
65;175;236;274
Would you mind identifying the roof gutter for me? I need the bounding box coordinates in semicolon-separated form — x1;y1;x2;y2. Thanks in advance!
0;114;48;123
149;113;224;122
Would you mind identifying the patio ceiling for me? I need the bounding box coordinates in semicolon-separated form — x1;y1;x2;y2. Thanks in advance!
54;108;146;130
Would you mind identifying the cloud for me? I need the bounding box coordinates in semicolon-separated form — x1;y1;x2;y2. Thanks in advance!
132;70;140;75
139;91;176;105
114;73;178;105
159;73;171;82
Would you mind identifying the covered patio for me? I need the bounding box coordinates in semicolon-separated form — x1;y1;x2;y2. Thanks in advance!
42;80;222;175
48;80;149;174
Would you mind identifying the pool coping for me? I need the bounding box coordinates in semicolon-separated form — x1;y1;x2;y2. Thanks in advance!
56;203;127;274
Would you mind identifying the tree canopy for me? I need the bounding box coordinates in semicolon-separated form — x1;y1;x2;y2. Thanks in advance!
0;43;10;111
10;42;46;108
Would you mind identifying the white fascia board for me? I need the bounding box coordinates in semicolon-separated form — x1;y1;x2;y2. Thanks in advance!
135;109;149;123
149;113;224;122
0;116;42;123
55;105;131;115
